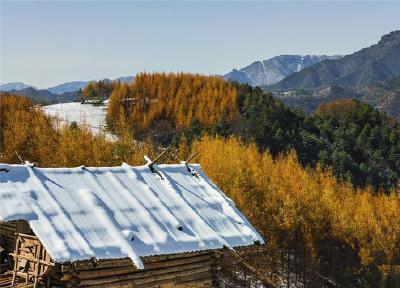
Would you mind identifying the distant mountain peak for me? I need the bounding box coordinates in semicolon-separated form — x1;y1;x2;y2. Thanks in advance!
380;30;400;44
47;76;135;94
224;55;342;86
0;82;35;92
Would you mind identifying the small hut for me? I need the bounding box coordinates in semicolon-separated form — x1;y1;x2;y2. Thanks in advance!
0;160;264;287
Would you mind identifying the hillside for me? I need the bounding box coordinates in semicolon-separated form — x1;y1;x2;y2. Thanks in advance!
103;72;400;192
270;30;400;91
1;94;400;287
224;55;341;86
273;76;400;121
359;76;400;120
42;102;109;136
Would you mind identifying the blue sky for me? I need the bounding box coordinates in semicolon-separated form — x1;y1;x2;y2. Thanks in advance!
1;1;400;88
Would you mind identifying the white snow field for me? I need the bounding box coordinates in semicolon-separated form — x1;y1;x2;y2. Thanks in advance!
42;102;109;136
0;162;264;269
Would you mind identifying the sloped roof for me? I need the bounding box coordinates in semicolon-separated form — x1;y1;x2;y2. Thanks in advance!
0;161;264;269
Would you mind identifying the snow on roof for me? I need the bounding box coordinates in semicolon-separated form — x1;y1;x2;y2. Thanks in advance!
0;161;264;269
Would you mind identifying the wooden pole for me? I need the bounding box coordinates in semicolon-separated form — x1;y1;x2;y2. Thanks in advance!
148;143;172;169
185;152;198;164
11;235;20;285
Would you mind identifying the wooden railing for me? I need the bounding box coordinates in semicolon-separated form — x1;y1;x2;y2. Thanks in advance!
215;246;341;288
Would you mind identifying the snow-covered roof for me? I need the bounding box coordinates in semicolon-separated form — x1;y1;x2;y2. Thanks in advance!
0;161;264;269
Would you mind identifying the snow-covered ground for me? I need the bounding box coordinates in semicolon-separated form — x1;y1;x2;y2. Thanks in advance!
42;102;110;136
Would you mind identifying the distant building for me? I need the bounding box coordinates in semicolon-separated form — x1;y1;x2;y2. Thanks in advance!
282;90;296;97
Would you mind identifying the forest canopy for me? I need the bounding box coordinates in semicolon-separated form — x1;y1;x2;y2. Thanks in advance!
82;80;116;101
103;73;400;192
107;72;238;137
1;94;399;286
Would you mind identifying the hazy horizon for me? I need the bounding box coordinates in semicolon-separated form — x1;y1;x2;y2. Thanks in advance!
1;1;400;88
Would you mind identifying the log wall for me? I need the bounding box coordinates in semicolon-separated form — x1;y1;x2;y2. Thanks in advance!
61;251;219;288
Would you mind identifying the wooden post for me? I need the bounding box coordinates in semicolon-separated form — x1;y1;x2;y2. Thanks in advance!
11;235;20;285
185;152;198;164
33;242;42;288
148;143;172;169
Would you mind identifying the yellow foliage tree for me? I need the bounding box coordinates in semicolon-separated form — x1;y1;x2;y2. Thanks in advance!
106;73;238;133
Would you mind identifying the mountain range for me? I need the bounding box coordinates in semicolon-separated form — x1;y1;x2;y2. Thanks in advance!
0;82;35;91
47;76;135;94
224;55;342;86
3;87;78;104
269;30;400;91
262;30;400;121
0;76;135;104
1;31;399;120
0;76;134;95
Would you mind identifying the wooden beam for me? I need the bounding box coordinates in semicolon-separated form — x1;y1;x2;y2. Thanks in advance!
15;233;37;240
9;253;54;266
0;225;15;232
79;259;214;286
142;251;211;263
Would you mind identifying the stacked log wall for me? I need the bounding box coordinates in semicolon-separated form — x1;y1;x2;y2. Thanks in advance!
60;251;219;288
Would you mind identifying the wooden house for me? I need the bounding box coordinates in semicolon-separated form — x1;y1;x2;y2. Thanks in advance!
0;160;264;287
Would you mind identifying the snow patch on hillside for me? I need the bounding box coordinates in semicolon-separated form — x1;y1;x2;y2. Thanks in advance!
42;102;115;139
